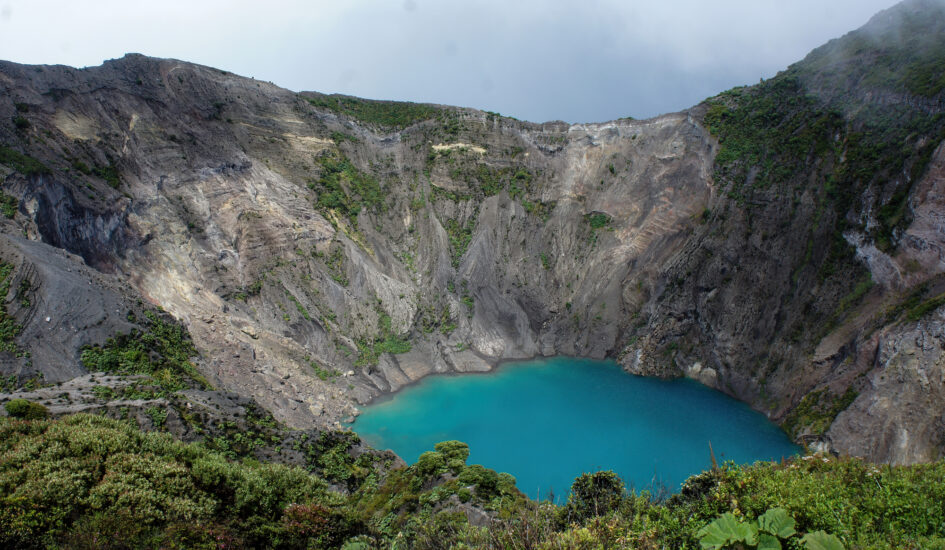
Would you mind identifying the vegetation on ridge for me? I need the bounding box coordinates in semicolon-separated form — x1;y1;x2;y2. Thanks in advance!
305;94;442;131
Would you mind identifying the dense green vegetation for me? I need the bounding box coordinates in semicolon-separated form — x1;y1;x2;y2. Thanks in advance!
79;310;210;394
782;388;859;438
330;131;360;144
92;164;121;189
70;159;122;188
584;212;612;229
704;78;843;194
2;414;943;548
697;507;843;550
699;2;945;440
800;1;945;100
906;292;945;322
2;5;944;550
309;152;384;226
881;278;945;325
0;414;342;549
705;78;944;251
355;312;412;367
438;161;535;202
0;145;50;177
444;218;474;268
306;95;441;131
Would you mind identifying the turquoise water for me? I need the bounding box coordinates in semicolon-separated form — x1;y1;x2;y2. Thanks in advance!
350;357;799;500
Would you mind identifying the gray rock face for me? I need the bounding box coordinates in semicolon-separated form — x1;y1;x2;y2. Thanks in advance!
0;46;942;464
0;234;153;384
829;313;945;464
0;55;715;429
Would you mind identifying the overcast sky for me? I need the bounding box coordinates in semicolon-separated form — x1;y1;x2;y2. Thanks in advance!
0;0;903;123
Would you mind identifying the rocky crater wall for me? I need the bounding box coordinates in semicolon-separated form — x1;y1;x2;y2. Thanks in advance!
0;39;943;464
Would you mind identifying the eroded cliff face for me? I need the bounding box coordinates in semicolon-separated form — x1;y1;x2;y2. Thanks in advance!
0;0;944;464
612;0;945;464
822;142;945;464
0;55;717;430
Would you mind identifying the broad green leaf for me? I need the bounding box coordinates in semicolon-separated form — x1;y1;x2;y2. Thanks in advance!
697;513;742;550
801;531;845;550
733;519;759;546
759;507;797;538
698;513;760;549
758;533;783;550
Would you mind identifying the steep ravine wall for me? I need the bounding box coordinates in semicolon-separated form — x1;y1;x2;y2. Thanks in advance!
0;55;717;428
0;45;943;464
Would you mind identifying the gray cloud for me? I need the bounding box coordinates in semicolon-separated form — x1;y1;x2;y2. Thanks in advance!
0;0;902;122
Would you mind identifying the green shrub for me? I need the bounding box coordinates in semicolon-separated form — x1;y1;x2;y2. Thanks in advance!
330;131;359;144
79;311;208;394
444;218;474;268
92;164;121;188
145;406;168;427
3;398;47;419
782;388;858;438
457;465;500;497
434;441;469;473
310;152;383;226
0;192;17;218
907;293;945;322
415;451;447;477
703;21;945;253
1;413;943;549
355;313;411;367
285;291;311;321
0;145;49;177
0;414;337;548
584;212;611;229
562;470;625;524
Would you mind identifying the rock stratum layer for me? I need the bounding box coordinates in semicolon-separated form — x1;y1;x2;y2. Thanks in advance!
1;0;944;464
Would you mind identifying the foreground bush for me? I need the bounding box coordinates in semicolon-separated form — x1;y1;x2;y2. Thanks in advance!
1;414;943;549
0;414;339;549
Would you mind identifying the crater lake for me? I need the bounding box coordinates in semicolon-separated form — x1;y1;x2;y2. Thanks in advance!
350;357;799;500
